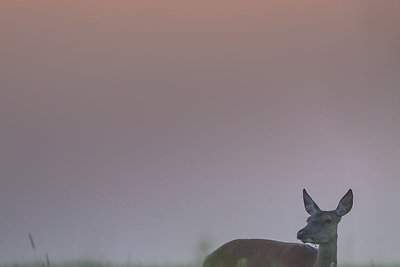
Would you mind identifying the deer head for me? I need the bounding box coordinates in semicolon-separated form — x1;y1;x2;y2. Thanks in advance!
297;189;353;244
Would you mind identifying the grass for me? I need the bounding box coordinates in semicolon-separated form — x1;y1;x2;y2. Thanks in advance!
0;263;193;267
1;263;400;267
3;234;396;267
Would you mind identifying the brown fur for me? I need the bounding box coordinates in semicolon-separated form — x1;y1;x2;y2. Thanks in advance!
203;189;353;267
203;239;317;267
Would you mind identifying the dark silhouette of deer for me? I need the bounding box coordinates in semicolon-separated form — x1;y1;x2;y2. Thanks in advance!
203;189;353;267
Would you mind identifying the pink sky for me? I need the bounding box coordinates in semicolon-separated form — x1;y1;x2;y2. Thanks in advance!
1;0;400;264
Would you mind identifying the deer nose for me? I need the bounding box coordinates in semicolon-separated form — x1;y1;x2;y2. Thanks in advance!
297;229;307;239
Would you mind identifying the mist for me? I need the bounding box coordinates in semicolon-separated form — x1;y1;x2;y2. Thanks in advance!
1;0;400;264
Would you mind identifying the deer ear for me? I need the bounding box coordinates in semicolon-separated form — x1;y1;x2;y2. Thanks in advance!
336;189;353;217
303;189;321;215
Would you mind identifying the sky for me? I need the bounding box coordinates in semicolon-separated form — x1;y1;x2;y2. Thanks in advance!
1;0;400;264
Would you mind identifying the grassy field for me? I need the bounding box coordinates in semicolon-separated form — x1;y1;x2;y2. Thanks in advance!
1;263;400;267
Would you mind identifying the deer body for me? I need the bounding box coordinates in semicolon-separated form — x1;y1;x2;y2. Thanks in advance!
203;239;317;267
203;189;353;267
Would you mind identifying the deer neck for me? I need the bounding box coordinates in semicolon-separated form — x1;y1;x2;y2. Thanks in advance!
314;235;337;267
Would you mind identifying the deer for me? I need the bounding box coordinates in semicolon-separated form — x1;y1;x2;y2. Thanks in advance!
203;189;353;267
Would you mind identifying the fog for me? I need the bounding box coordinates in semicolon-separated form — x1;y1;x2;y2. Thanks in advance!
1;0;400;264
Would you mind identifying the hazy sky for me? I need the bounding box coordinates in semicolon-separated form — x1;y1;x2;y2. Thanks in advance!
1;0;400;264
